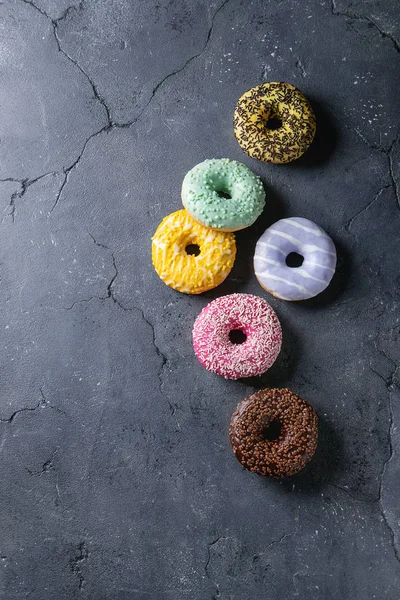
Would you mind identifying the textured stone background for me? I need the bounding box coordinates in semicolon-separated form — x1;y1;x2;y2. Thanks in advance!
0;0;399;598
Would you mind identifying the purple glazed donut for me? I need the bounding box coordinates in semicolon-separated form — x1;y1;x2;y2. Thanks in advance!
254;217;337;301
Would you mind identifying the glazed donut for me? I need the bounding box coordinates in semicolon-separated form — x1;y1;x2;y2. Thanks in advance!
181;158;265;232
254;217;337;301
229;388;318;478
233;82;316;164
192;293;282;379
152;210;236;294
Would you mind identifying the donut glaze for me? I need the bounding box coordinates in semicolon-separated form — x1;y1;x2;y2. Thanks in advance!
152;210;236;294
192;293;282;380
254;217;337;301
229;388;318;478
233;82;316;164
181;158;265;232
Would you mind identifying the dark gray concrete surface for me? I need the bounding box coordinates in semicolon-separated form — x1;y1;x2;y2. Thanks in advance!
0;0;399;598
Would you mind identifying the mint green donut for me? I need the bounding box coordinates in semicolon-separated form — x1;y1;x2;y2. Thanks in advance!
181;158;266;231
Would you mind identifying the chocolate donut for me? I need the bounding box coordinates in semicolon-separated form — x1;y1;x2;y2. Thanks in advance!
229;388;318;478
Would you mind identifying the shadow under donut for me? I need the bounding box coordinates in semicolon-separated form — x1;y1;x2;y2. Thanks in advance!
291;238;352;310
238;313;299;390
262;414;344;496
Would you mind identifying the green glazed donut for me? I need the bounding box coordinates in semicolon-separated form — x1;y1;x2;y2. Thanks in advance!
181;158;266;232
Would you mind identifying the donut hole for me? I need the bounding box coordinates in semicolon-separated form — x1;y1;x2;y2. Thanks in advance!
216;189;232;199
229;329;247;345
286;252;304;268
185;243;201;256
262;420;282;441
266;117;282;130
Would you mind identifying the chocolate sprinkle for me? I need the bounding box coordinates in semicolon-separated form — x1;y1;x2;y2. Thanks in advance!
233;82;316;164
229;388;318;478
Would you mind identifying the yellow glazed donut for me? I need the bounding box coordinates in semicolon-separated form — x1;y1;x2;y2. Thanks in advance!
233;82;316;164
152;210;236;294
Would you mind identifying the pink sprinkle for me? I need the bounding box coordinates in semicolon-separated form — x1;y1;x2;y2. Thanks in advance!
192;293;282;380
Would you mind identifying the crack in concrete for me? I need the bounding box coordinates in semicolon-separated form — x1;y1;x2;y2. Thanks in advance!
388;138;400;211
379;384;400;564
21;0;111;127
60;231;178;427
55;480;62;507
326;105;382;154
339;184;391;233
326;103;400;173
295;57;307;78
17;0;233;215
204;535;221;574
0;126;108;222
49;170;68;215
324;480;377;503
58;232;118;303
332;132;399;228
44;0;234;213
87;231;121;307
51;231;114;308
39;387;68;416
204;531;295;597
0;387;67;424
53;26;112;129
5;172;55;222
21;0;232;130
16;0;112;218
116;300;180;429
62;297;97;310
59;231;119;308
8;181;25;222
25;447;59;476
120;0;234;127
69;541;89;591
20;0;50;18
0;401;42;424
264;528;297;550
204;535;222;598
370;349;400;564
49;127;109;214
86;232;175;422
40;450;57;474
331;0;400;53
56;0;84;25
123;301;179;429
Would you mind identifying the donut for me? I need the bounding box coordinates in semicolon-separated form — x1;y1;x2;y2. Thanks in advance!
233;82;316;164
152;210;236;294
229;388;318;478
181;158;265;232
192;293;282;379
254;217;337;301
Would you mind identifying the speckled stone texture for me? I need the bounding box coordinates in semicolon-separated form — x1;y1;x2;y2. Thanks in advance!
0;0;399;598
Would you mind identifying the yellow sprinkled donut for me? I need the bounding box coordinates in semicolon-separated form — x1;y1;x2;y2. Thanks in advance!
152;210;236;294
233;82;316;164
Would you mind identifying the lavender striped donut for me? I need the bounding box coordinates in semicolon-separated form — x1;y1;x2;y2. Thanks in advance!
254;217;337;301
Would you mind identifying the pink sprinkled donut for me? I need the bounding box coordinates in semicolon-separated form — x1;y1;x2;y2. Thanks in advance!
192;293;282;380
